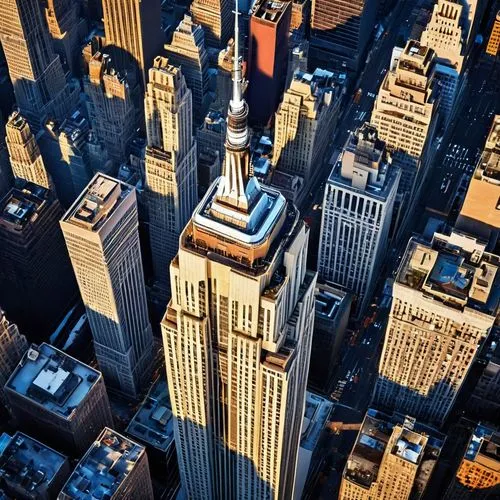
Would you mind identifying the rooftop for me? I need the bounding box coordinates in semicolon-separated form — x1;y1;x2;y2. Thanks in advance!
464;424;499;466
0;432;68;497
300;392;333;451
60;428;146;499
62;174;133;232
6;343;102;419
315;284;347;319
252;0;289;23
126;378;174;453
344;409;444;493
0;182;51;231
397;231;500;314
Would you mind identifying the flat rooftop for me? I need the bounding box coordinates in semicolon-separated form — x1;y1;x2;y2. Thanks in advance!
252;0;289;23
315;284;347;320
6;343;101;419
0;183;50;231
126;378;174;453
62;174;132;232
0;432;68;496
344;409;444;493
464;424;499;466
60;428;146;499
397;232;500;314
300;392;333;451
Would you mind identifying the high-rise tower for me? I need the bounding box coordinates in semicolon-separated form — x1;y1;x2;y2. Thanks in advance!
101;0;163;88
190;0;232;48
144;57;198;300
61;174;153;399
0;0;78;130
5;112;53;190
162;5;317;499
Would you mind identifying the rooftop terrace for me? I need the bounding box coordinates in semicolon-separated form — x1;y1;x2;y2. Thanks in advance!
63;174;132;232
6;343;101;419
126;378;174;453
60;428;146;499
0;183;50;231
0;432;68;497
397;232;500;314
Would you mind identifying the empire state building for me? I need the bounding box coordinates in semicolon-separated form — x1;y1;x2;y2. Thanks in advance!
161;3;317;498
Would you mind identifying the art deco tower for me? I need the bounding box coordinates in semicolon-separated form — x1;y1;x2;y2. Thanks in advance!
161;5;317;499
144;57;198;300
61;174;153;399
0;0;78;130
190;0;232;48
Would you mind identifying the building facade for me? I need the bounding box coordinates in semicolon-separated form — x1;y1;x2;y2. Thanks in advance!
370;40;438;201
0;310;27;406
373;230;499;427
144;57;198;300
318;124;400;318
274;68;343;183
84;52;136;166
58;428;154;500
190;0;232;48
486;10;500;58
420;0;465;122
444;424;500;499
309;0;377;72
61;174;153;398
0;0;78;130
0;182;77;339
165;15;210;125
247;0;292;126
5;112;52;190
162;12;317;499
339;409;444;500
5;343;113;455
101;0;163;88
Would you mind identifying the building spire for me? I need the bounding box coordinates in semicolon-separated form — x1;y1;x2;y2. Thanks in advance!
232;0;242;109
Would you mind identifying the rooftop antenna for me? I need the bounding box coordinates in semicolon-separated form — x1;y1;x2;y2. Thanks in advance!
231;0;243;111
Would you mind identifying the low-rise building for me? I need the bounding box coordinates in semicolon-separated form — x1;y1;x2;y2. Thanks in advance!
0;432;71;500
58;428;154;500
5;343;113;455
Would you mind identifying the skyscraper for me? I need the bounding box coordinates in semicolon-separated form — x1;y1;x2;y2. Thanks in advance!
444;424;500;499
486;10;500;58
0;0;78;130
61;174;153;398
309;0;377;72
5;343;114;455
318;124;400;317
101;0;163;88
373;229;498;427
0;310;27;406
165;15;210;125
247;0;292;126
190;0;232;48
339;409;444;500
5;112;53;190
84;52;137;167
370;40;438;201
0;182;77;339
144;57;198;300
274;68;343;184
162;9;317;499
420;0;465;122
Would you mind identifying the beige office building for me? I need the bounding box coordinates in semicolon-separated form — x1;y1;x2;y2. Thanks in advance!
101;0;163;87
162;12;317;499
190;0;232;48
144;57;198;299
421;0;465;122
5;112;52;190
61;174;153;398
340;409;444;500
370;40;438;199
486;10;500;57
274;68;342;183
373;229;498;427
